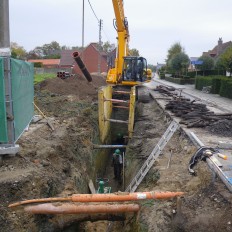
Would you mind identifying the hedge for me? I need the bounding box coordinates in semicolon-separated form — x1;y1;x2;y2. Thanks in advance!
165;76;195;85
219;79;232;99
195;76;212;90
188;69;226;78
159;72;165;79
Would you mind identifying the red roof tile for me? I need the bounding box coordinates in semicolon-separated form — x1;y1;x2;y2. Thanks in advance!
28;59;60;65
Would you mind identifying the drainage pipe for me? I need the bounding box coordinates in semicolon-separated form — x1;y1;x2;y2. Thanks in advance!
73;51;92;82
9;191;184;208
71;191;184;202
24;203;140;214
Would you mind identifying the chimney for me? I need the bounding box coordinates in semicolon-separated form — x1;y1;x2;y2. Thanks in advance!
217;37;223;56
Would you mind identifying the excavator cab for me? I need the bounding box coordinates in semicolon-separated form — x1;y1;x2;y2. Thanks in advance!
122;56;148;83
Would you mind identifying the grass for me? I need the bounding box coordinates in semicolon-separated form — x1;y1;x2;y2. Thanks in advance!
34;73;56;84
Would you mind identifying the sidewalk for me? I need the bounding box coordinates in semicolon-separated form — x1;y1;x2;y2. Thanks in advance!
149;75;232;113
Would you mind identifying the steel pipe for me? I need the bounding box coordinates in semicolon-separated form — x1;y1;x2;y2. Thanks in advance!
93;144;127;149
73;51;92;82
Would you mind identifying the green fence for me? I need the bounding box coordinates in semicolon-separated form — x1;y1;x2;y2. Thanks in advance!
11;58;34;141
0;58;34;143
0;58;8;143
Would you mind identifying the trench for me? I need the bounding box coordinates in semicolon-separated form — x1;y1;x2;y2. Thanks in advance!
2;79;231;232
61;91;179;231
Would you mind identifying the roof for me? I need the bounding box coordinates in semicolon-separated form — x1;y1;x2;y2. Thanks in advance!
203;39;232;58
59;50;76;66
87;42;108;56
28;59;60;65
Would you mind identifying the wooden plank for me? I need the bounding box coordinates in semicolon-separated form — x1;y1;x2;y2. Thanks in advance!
88;179;96;194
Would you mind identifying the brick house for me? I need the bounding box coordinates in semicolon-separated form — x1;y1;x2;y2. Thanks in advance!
59;43;116;75
59;50;76;69
202;38;232;59
72;43;109;74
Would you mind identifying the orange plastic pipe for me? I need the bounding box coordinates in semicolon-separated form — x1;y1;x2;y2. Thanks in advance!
24;203;140;214
71;191;184;202
9;191;184;208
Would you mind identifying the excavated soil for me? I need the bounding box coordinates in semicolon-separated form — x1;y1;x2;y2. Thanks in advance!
0;74;104;232
0;75;232;232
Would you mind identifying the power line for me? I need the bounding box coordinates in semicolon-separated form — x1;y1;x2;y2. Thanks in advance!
87;0;99;22
87;0;112;43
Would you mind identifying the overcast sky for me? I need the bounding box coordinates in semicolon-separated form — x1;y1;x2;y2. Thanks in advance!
9;0;232;64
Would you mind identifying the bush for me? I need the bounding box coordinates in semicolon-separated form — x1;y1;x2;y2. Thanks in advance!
187;71;196;78
165;76;195;85
219;79;232;99
159;72;165;79
34;62;43;68
195;76;212;90
210;76;227;94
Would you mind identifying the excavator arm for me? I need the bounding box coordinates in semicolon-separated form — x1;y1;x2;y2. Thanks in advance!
107;0;150;85
107;0;130;84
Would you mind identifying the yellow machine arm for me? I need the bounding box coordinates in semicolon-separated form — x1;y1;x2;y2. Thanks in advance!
107;0;151;85
107;0;130;84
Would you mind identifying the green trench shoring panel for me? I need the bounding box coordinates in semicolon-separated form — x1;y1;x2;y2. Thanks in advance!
0;58;8;143
11;58;34;141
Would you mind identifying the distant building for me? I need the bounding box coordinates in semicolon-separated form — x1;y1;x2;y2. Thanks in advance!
189;57;199;71
58;43;116;75
28;59;60;68
202;38;232;59
59;50;76;69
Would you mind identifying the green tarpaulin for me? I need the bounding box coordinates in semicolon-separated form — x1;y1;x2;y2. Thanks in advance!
11;58;34;141
0;58;8;143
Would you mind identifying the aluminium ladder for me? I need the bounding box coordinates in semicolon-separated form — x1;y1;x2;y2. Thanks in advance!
125;120;179;193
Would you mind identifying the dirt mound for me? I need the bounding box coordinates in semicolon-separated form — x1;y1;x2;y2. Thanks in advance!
40;74;106;101
206;119;232;137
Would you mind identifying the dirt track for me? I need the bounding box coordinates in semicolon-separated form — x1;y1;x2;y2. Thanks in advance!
0;75;232;231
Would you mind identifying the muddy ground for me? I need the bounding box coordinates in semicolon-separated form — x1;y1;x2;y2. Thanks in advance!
0;74;232;232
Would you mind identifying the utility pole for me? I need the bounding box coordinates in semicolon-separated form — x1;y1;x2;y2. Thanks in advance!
82;0;85;48
81;0;85;61
0;0;11;56
98;19;102;74
0;0;18;155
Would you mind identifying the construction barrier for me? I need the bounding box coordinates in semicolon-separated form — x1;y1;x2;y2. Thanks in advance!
0;58;34;143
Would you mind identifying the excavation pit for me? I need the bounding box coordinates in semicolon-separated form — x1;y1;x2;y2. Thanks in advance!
1;75;232;232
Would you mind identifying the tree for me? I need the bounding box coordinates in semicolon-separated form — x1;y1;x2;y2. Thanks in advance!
102;41;115;53
147;64;156;72
196;56;214;75
28;41;62;59
166;42;185;65
216;46;232;76
27;47;44;59
170;52;189;75
10;42;27;60
129;48;139;56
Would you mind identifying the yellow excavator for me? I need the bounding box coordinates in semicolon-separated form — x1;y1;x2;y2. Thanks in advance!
107;0;152;86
